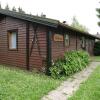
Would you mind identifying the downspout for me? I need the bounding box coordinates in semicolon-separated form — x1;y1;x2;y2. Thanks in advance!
26;22;30;70
46;28;52;75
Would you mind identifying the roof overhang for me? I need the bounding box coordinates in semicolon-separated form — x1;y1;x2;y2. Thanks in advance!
0;9;59;28
0;9;100;40
58;22;100;40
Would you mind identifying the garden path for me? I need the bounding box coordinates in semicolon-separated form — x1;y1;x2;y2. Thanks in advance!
41;62;100;100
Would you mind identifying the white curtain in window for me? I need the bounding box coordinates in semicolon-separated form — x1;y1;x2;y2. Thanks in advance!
11;32;17;49
65;34;69;46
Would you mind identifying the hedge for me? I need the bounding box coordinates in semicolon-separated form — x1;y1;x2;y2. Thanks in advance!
50;50;90;79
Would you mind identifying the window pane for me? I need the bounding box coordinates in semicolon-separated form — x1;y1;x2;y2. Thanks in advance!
81;36;86;50
11;32;17;49
65;34;69;46
8;31;17;49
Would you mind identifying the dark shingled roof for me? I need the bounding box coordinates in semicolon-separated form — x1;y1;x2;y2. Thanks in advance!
59;23;100;39
0;9;100;39
0;9;59;27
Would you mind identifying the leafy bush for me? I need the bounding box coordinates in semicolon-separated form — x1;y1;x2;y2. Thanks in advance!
50;50;89;79
94;41;100;56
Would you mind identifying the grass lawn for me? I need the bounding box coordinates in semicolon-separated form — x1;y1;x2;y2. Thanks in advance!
0;65;61;100
68;65;100;100
91;56;100;62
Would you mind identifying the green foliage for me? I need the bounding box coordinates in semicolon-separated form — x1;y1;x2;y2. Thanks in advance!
50;58;65;79
5;4;10;10
71;16;89;32
12;6;17;12
96;7;100;26
50;51;89;79
0;65;61;100
94;41;100;56
18;7;25;14
91;56;100;62
0;3;2;9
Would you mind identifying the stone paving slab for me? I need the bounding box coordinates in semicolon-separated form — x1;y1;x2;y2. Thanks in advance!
41;62;100;100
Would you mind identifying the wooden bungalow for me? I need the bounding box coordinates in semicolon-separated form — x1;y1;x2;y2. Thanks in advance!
0;9;100;73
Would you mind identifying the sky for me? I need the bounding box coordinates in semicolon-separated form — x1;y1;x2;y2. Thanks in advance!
0;0;100;34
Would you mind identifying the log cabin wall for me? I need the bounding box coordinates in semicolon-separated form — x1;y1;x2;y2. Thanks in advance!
0;16;47;71
0;16;95;71
51;29;77;61
29;24;47;71
51;28;95;62
0;17;26;68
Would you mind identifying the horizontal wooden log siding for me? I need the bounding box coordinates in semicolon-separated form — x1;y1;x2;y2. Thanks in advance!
76;34;95;55
0;17;26;68
29;24;47;71
51;29;95;61
0;16;95;71
0;16;47;71
51;29;77;61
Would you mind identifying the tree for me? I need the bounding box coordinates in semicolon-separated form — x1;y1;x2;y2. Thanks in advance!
18;7;25;14
12;6;16;12
5;4;10;10
0;3;2;9
41;12;46;18
96;4;100;26
71;16;89;32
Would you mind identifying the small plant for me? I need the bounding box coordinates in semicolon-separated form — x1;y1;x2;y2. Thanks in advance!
50;58;65;79
50;50;90;79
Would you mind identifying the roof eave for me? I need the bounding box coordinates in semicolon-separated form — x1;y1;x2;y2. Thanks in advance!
0;9;59;28
58;22;100;40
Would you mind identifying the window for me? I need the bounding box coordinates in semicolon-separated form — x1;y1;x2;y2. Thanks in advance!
81;36;86;49
8;30;18;50
65;34;70;46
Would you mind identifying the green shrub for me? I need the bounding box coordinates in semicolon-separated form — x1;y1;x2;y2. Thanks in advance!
94;41;100;56
50;58;65;79
50;50;89;79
